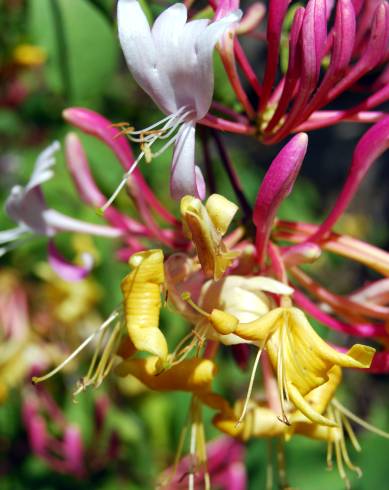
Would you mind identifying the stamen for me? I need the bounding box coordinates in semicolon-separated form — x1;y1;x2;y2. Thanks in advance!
100;107;193;212
149;129;181;159
168;326;207;368
276;319;290;425
335;410;362;478
121;108;187;136
99;151;144;214
341;414;362;452
181;292;210;319
72;321;122;397
334;436;351;490
32;309;120;384
236;342;265;425
333;399;389;439
141;142;153;163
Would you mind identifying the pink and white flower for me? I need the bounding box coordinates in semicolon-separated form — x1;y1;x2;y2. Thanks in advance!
112;0;241;202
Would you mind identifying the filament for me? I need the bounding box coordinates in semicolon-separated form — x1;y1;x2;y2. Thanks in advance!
32;309;120;384
100;107;193;213
332;399;389;439
335;409;362;478
236;341;265;425
181;292;210;318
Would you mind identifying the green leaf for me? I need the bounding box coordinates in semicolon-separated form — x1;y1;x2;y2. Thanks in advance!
28;0;118;104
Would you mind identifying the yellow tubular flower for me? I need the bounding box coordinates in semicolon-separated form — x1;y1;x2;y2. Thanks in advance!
121;249;168;362
206;305;375;426
180;194;239;280
115;356;217;393
213;401;286;441
197;275;293;345
212;368;343;443
266;307;375;426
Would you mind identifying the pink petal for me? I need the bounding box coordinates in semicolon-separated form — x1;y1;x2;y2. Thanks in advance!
293;289;387;337
253;133;308;265
259;0;291;111
63;426;85;477
64;133;147;234
47;240;93;281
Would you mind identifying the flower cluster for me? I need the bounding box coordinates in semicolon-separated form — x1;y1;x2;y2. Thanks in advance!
1;0;389;488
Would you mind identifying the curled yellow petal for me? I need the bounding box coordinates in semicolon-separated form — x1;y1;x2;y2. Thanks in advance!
115;356;217;393
121;250;168;361
180;195;239;280
293;422;342;443
205;194;238;235
266;307;375;426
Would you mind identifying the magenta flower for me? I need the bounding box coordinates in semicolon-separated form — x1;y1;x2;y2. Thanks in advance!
22;388;119;478
200;0;389;143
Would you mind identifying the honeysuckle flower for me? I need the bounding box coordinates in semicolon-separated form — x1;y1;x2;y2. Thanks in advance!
196;274;293;345
33;248;169;393
109;0;242;203
0;142;123;280
204;302;375;425
180;194;239;280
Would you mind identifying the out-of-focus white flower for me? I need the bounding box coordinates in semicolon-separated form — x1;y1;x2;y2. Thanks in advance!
0;143;122;279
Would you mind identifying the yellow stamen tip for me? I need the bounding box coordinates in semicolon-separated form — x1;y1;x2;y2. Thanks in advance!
181;291;192;301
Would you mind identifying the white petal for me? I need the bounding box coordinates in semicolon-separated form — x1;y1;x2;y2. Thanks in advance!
152;3;187;40
44;209;123;237
194;165;206;200
193;10;242;118
170;122;197;200
0;226;25;245
5;187;50;235
149;3;189;113
118;0;173;112
27;141;60;191
244;276;294;295
153;17;209;116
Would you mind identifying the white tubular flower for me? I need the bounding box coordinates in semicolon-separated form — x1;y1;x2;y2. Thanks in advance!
0;141;60;247
114;0;241;201
0;142;122;279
